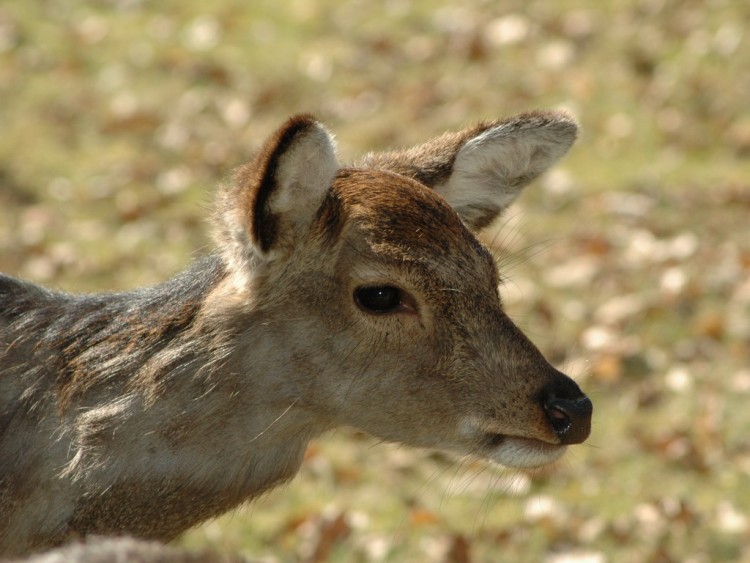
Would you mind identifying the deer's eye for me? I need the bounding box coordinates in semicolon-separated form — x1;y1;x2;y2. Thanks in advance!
354;285;403;314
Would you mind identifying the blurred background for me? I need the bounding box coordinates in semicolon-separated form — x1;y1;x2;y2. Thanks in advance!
1;1;748;561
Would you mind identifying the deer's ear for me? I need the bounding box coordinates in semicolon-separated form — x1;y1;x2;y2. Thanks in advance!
218;115;338;262
360;111;577;231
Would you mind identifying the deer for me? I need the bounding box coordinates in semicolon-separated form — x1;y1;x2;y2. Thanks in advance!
0;111;592;558
14;536;249;563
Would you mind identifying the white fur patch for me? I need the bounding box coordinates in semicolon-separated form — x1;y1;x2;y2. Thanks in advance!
458;416;566;468
269;123;339;221
490;438;567;468
436;113;578;222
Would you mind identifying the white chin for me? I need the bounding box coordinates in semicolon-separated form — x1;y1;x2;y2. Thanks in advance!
490;437;567;468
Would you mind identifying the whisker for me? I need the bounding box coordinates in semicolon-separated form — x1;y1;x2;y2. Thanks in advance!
246;399;299;445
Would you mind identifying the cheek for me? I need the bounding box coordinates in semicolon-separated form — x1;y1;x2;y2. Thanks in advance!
330;322;435;384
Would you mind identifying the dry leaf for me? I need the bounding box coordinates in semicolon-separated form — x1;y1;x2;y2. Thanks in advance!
305;512;351;563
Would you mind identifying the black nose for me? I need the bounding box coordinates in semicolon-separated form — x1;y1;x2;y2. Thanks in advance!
543;395;593;445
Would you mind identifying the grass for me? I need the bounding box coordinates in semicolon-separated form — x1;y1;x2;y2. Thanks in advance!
1;0;749;561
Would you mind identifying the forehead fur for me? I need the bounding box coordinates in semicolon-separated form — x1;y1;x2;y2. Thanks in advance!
325;168;497;282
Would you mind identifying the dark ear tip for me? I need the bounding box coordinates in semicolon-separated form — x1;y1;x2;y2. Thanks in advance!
511;109;579;141
266;114;334;161
544;109;579;141
282;113;322;134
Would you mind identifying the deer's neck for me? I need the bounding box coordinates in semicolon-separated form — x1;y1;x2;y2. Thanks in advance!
51;255;324;535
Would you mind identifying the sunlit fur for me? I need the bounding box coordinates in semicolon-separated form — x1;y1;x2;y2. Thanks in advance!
0;112;589;557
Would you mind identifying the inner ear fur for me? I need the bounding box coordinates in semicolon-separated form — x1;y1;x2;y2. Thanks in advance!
359;110;578;231
222;114;339;258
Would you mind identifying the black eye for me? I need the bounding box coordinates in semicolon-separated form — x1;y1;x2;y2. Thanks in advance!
354;285;403;314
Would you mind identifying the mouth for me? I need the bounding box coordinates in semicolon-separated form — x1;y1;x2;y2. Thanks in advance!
481;432;567;469
457;418;569;469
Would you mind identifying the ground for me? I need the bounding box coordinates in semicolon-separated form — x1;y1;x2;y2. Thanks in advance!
1;1;749;561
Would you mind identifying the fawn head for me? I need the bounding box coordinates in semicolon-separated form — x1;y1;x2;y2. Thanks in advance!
214;112;591;469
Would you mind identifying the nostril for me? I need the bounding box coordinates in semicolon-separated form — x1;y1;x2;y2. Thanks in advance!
545;404;572;435
543;396;593;445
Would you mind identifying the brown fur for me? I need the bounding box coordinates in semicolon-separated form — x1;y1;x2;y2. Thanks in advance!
0;112;591;558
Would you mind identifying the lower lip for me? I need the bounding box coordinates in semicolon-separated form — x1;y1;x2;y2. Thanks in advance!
487;435;567;468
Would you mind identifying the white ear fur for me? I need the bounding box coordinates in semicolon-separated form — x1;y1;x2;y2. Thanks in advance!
248;116;338;255
435;111;578;229
267;123;338;223
215;116;339;272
